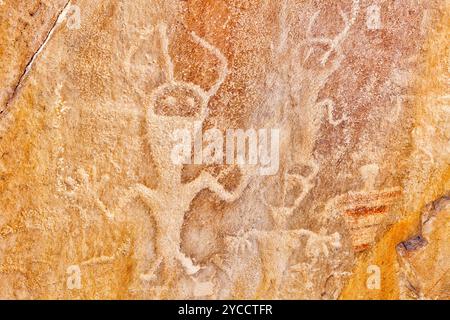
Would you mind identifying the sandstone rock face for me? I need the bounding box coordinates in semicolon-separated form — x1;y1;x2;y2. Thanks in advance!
0;0;448;299
397;194;449;300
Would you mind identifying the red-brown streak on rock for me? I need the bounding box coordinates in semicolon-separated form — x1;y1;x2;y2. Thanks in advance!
345;206;388;217
339;190;402;207
354;243;370;252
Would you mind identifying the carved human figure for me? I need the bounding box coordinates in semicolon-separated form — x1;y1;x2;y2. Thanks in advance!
215;2;362;295
285;0;360;167
134;23;251;280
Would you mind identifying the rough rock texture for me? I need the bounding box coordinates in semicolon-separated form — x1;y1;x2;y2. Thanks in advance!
0;0;448;299
397;194;449;300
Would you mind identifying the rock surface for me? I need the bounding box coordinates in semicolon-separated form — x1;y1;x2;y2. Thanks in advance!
0;0;448;299
397;194;449;300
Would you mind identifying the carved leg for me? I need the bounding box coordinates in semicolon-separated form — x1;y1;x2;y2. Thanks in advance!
186;170;251;203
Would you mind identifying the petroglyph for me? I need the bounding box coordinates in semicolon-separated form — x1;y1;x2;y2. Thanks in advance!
285;0;360;169
324;164;403;252
80;239;131;267
0;0;447;300
305;0;360;66
420;9;433;35
218;160;341;298
134;23;251;281
275;0;289;55
388;95;410;124
63;166;114;220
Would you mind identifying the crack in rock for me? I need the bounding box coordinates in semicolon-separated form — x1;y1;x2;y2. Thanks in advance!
0;0;72;116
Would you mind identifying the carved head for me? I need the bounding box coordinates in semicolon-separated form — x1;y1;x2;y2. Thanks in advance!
148;82;208;121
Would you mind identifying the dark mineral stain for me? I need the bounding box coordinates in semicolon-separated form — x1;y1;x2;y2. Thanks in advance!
398;235;427;252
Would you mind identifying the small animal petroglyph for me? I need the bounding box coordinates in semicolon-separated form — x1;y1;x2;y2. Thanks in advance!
63;166;114;220
221;160;340;298
66;265;82;290
388;94;413;124
78;238;132;267
59;4;81;30
193;280;215;297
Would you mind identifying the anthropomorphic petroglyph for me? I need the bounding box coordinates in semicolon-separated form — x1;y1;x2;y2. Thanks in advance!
223;2;361;298
274;0;360;182
257;165;341;296
296;0;359;145
218;163;341;298
259;1;361;241
134;23;252;281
